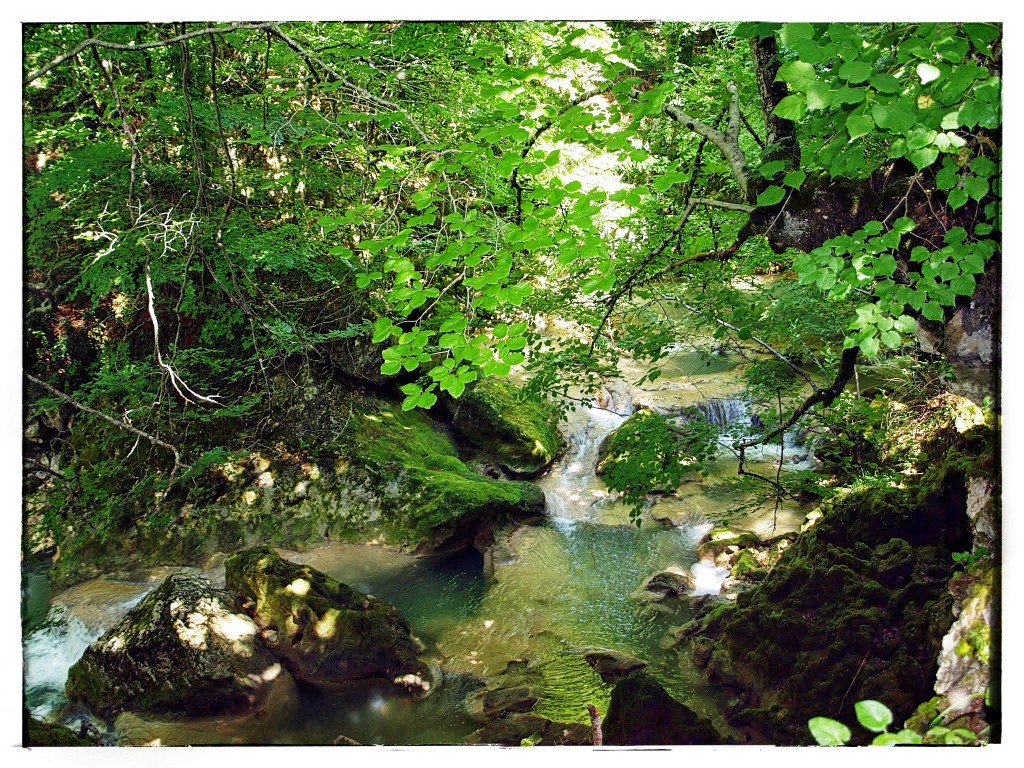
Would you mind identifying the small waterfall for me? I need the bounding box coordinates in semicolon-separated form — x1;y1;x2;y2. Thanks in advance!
536;406;627;525
694;397;750;429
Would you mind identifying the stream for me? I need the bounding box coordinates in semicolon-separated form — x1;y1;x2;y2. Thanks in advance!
22;349;812;746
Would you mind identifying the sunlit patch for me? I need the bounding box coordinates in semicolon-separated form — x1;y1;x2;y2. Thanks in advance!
285;578;311;597
259;663;282;682
211;612;257;643
369;693;388;713
483;620;494;629
314;609;339;639
176;611;209;650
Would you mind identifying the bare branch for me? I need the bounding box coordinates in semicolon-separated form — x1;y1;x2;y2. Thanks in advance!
690;197;755;213
674;299;821;394
665;81;752;202
25;373;184;474
24;22;278;86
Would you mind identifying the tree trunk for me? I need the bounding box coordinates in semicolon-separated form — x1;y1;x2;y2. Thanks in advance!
750;35;800;168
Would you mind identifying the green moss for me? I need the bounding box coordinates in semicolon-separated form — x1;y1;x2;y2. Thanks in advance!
449;379;562;475
24;715;96;746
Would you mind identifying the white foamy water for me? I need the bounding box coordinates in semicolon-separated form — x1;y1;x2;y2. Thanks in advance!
690;561;730;597
537;406;627;523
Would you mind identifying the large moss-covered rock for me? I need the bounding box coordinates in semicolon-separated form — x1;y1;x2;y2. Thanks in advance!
465;714;592;745
225;546;429;689
448;379;562;476
678;462;974;744
65;571;283;717
24;713;97;746
602;671;721;745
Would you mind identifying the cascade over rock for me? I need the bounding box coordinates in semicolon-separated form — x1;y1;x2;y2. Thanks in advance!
65;571;285;717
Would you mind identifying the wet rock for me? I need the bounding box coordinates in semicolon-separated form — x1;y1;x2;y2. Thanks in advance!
677;459;975;744
66;571;283;717
583;648;648;683
596;378;635;416
631;566;696;603
24;713;98;746
603;670;722;745
729;550;767;583
225;546;429;689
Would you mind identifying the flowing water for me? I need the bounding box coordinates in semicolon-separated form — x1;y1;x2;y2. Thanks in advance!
23;353;811;746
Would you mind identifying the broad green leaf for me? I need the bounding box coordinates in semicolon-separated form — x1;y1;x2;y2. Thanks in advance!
859;335;880;357
871;102;916;133
756;185;786;207
909;146;939;170
947;187;969;210
851;700;892;729
783;170;806;189
780;23;815;48
773;94;807;121
808;717;852;746
758;160;787;178
922;301;945;321
846;113;875;141
869;73;901;93
839;60;872;84
777;60;817;91
964;175;989;201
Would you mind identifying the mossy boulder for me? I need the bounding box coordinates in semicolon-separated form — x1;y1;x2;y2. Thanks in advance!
24;714;97;746
224;546;429;689
677;460;974;744
602;670;722;745
730;550;767;583
65;571;283;717
447;379;562;476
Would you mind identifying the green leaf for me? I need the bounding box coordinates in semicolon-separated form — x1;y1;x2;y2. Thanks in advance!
838;60;872;84
777;60;817;91
964;175;989;202
758;160;787;178
780;23;815;49
970;156;997;178
446;378;466;399
773;94;807;121
857;334;879;357
855;700;893;732
947;187;969;210
846;113;875;141
909;146;939;170
783;170;806;189
881;329;902;349
869;73;901;93
921;301;945;321
756;185;786;207
871;102;916;133
808;717;852;746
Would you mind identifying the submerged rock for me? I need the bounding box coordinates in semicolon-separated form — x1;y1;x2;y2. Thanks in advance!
583;648;648;683
65;571;283;717
447;379;562;476
602;670;721;745
596;378;635;417
225;546;429;689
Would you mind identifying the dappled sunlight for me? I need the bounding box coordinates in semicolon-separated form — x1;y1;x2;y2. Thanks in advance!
285;578;311;597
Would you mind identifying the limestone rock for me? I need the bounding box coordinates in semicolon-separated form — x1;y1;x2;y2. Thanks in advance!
225;546;429;689
631;566;696;602
65;571;283;717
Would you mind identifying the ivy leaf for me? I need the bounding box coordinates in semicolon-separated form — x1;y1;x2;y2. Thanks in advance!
756;185;786;207
855;700;894;732
808;717;852;746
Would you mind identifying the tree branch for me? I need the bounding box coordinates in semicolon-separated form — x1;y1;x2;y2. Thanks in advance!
24;22;278;86
25;373;184;476
735;345;859;462
665;81;752;202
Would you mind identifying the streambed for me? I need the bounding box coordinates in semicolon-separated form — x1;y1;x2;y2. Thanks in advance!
23;350;811;745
